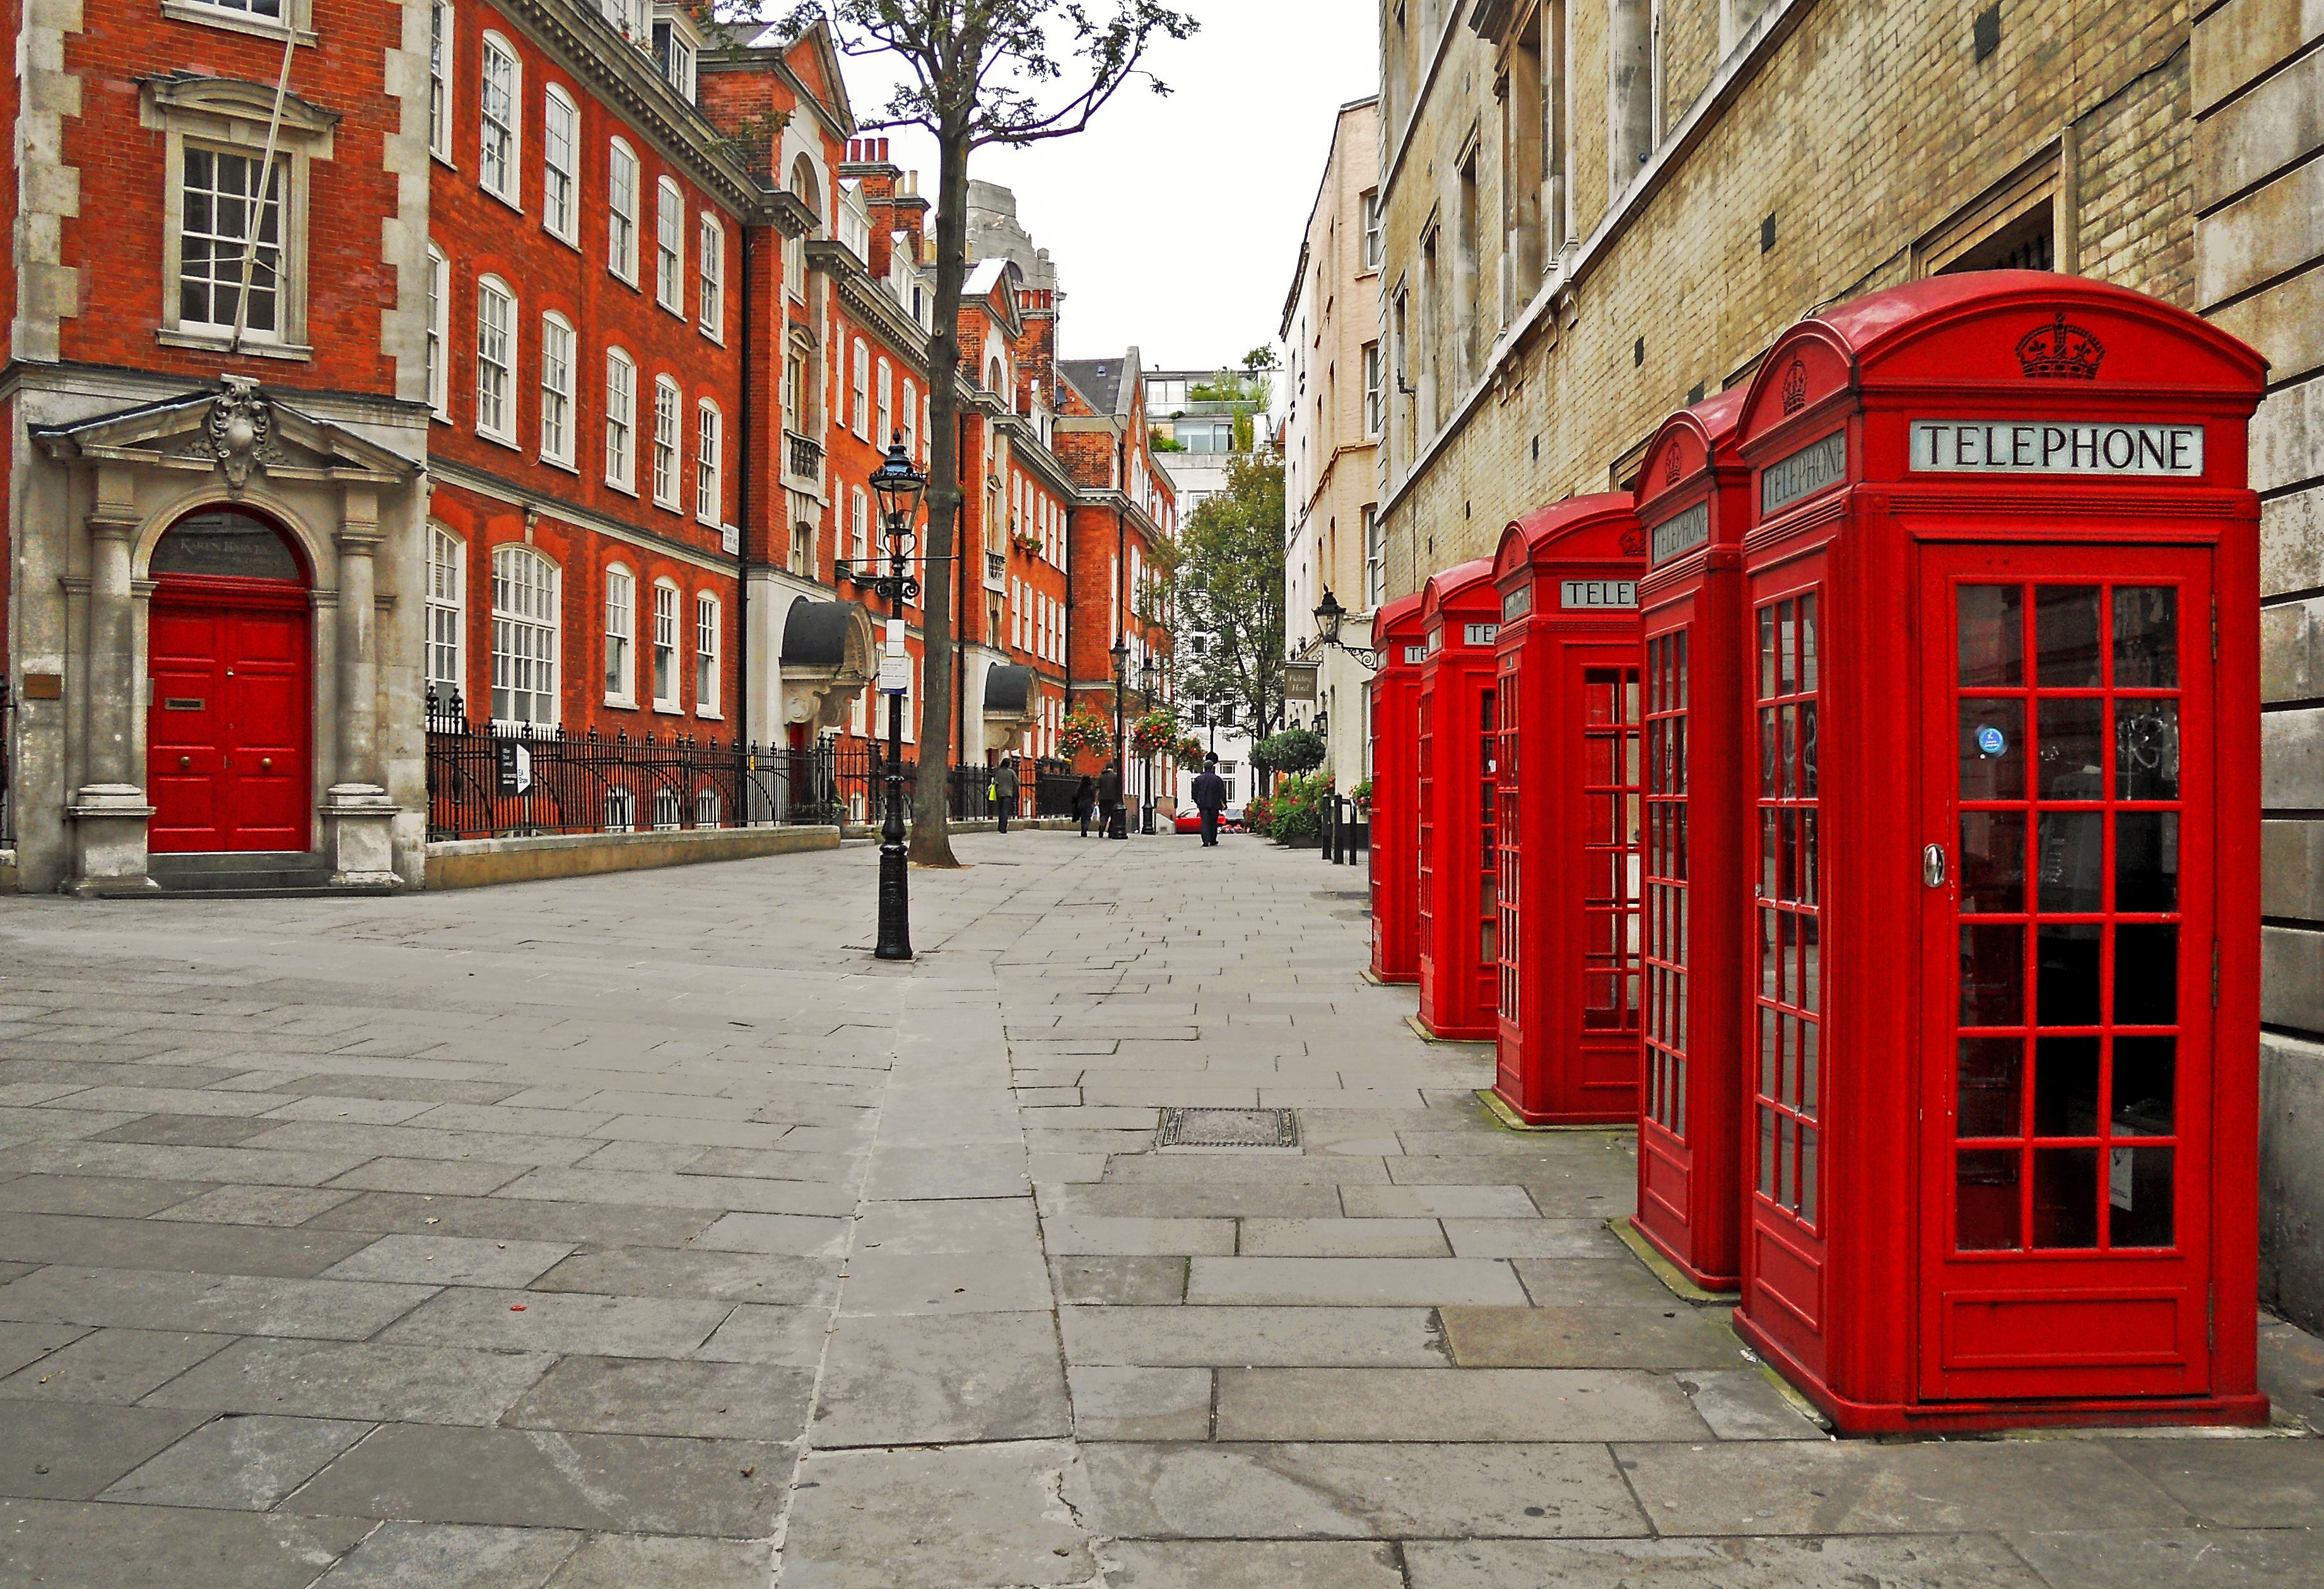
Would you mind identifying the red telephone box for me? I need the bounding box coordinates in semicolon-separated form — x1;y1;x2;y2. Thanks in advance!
1629;390;1754;1289
1415;560;1502;1041
1730;272;2266;1432
1489;495;1648;1122
1369;593;1427;985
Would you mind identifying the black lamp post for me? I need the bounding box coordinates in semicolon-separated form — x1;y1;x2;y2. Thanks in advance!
1138;654;1161;833
1109;636;1130;840
845;433;926;961
1312;587;1383;672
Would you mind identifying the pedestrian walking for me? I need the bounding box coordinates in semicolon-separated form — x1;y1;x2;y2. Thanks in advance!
1192;753;1228;848
992;758;1019;835
1097;765;1124;840
1072;776;1095;837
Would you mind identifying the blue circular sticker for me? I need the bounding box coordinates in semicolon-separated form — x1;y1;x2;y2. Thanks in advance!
1976;724;2007;757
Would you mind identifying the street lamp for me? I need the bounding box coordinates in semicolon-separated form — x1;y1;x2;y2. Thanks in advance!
1139;654;1160;834
1109;636;1130;840
844;433;925;961
1312;587;1383;672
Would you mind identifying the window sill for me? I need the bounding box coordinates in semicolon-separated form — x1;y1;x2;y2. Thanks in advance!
699;324;725;347
546;226;580;252
431;150;456;170
539;453;578;475
657;296;686;319
159;1;317;47
611;269;640;291
695;707;722;721
478;428;521;452
605;479;638;498
490;718;560;736
653;495;684;515
484;185;524;216
653;701;683;716
604;695;638;711
158;329;312;362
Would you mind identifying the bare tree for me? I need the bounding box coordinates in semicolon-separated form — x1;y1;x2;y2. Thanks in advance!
764;1;1194;865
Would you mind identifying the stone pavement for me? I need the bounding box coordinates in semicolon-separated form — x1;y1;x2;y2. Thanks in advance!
0;830;2318;1588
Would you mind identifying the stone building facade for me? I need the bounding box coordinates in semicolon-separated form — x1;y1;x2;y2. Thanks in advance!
2196;1;2324;1333
1281;94;1383;796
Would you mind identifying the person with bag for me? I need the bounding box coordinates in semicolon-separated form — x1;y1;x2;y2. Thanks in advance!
992;758;1019;835
1072;776;1095;837
1096;765;1124;840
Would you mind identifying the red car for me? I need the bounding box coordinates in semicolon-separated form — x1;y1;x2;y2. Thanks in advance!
1173;804;1245;834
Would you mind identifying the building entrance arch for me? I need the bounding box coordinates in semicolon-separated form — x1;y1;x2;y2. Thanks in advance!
146;505;314;853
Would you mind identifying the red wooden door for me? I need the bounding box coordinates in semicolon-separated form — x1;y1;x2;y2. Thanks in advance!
1918;546;2214;1402
149;585;311;853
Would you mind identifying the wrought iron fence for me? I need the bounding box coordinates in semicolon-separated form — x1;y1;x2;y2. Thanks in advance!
1033;759;1079;818
425;688;856;841
0;674;13;846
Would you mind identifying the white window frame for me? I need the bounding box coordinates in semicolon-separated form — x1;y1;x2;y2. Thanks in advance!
474;274;517;445
605;347;637;491
538;311;575;468
655;176;684;313
852;338;869;437
426;522;465;698
603;563;636;706
490;544;560;727
850;486;869;566
876;358;893;445
902;377;917;456
694;591;720;717
542;85;579;245
428;0;454;162
651;578;681;711
479;32;520;207
695;399;723;526
1362;187;1383;271
698;214;725;339
1363;341;1385;438
607;138;640;284
170;143;296;346
425;245;449;418
651;374;682;509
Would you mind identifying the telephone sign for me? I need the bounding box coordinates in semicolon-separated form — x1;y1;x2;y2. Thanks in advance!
1559;579;1638;609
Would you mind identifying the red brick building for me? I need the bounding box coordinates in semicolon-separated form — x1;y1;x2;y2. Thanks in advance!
1;6;1171;891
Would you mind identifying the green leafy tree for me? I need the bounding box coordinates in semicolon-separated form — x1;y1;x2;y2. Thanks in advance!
1179;453;1286;774
756;0;1196;865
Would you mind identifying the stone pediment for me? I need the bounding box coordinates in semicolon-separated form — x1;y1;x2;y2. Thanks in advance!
33;377;418;491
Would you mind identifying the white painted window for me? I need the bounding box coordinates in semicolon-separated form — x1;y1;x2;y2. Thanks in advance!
877;359;892;445
428;0;454;161
538;312;574;467
603;564;635;703
695;399;722;525
605;348;636;490
426;524;464;696
1364;343;1385;437
490;545;560;726
474;274;515;443
178;146;285;337
425;245;449;418
695;592;720;715
852;339;870;436
1363;505;1385;609
655;177;684;312
479;34;520;204
543;86;578;243
697;214;724;338
607;139;639;283
902;378;917;456
851;487;870;566
652;580;680;708
652;375;681;508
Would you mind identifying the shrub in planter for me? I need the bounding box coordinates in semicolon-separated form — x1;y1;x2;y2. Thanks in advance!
1255;728;1327;777
1266;771;1334;847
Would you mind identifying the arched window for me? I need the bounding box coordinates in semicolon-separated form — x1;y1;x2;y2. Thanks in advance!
876;358;892;444
603;562;635;704
607;139;640;282
651;375;681;508
604;347;636;490
426;523;464;696
539;311;575;467
655;176;684;312
987;357;1005;394
542;86;578;243
694;591;720;716
852;339;869;437
475;274;516;443
698;214;724;339
479;33;520;204
650;578;681;709
425;245;448;418
490;544;559;725
695;399;722;525
151;507;303;582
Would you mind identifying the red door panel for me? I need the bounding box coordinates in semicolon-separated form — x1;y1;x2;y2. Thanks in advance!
1918;547;2213;1402
148;585;311;854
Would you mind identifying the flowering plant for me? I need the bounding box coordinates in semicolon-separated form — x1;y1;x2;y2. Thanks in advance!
1175;736;1206;766
1058;708;1113;761
1130;707;1180;756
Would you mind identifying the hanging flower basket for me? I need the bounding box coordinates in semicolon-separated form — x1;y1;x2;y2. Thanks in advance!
1175;736;1206;766
1130;708;1180;758
1059;708;1114;761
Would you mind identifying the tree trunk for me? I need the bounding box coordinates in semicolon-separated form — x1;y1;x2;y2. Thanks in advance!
907;112;971;867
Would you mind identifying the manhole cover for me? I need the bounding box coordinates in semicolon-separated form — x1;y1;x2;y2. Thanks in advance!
1158;1106;1301;1149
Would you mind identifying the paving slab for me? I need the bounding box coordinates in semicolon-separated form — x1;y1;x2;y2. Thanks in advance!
320;1234;574;1288
1340;1183;1539;1218
312;1521;580;1587
781;1441;1091;1588
291;1423;786;1535
690;1302;829;1366
0;1319;85;1378
153;1185;361;1226
812;1310;1069;1447
1218;1366;1710;1441
1050;1255;1187;1305
1438;1304;1740;1368
543;1533;772;1588
377;1287;731;1357
1186;1256;1527;1306
141;1337;555;1424
500;1354;813;1439
304;1192;717;1247
0;1173;218;1216
0;1211;375;1278
1403;1534;2045;1588
2004;1525;2324;1588
1042;1214;1237;1256
1096;1539;1406;1587
0;1325;233;1403
0;1399;211;1498
1055;1183;1347;1219
1238;1217;1452;1256
100;1412;373;1509
0;1498;371;1589
1061;1306;1449;1368
0;1265;436;1339
2103;1434;2324;1525
529;1246;835;1306
1071;1441;1650;1539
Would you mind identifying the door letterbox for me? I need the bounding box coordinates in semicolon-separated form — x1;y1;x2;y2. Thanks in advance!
1729;272;2267;1433
1369;593;1428;985
1629;390;1754;1291
1489;495;1648;1123
1415;559;1503;1042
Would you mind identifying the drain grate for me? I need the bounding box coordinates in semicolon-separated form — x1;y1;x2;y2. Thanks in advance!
1158;1106;1301;1149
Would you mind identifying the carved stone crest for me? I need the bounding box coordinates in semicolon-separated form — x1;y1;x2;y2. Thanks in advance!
1780;358;1809;415
201;375;280;489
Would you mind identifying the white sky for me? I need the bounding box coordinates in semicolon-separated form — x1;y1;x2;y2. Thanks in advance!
838;2;1379;375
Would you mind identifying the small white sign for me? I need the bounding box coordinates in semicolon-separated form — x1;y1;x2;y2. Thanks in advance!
1911;419;2204;476
878;650;910;694
1560;579;1639;609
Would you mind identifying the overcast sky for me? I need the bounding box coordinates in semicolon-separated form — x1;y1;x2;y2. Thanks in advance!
834;2;1379;375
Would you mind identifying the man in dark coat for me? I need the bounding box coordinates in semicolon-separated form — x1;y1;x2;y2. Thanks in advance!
1096;765;1124;840
1192;754;1228;847
991;759;1019;835
1072;775;1096;836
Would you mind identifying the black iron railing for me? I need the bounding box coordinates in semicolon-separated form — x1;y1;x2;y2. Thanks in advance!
0;674;13;846
425;688;857;841
1033;759;1079;818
